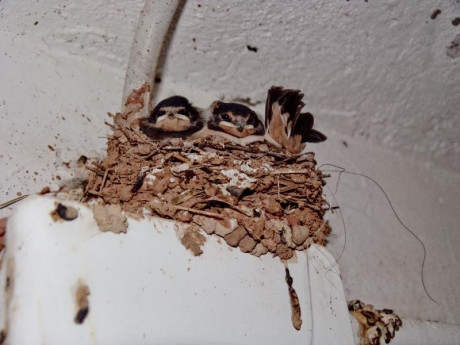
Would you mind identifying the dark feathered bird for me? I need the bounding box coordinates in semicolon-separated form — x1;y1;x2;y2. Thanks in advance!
265;86;326;153
140;96;203;139
192;100;265;145
206;100;265;138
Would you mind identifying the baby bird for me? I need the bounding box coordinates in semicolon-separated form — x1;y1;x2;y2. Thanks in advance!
207;101;265;138
140;96;203;139
265;86;326;153
195;100;265;145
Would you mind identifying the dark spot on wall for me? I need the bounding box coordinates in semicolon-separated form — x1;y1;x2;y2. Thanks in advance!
247;45;258;53
447;34;460;58
430;9;441;20
33;21;39;25
452;17;460;26
154;74;162;84
76;155;87;167
39;186;50;194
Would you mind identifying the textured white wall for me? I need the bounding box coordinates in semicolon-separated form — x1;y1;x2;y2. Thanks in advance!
3;0;459;171
161;0;460;172
1;0;460;327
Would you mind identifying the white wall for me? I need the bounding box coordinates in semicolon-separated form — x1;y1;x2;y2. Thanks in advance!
3;0;459;171
1;0;460;326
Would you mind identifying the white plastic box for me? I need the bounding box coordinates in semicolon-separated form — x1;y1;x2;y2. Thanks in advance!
0;196;354;345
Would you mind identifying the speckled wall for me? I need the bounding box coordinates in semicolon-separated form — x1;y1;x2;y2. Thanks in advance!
2;0;459;173
1;0;460;327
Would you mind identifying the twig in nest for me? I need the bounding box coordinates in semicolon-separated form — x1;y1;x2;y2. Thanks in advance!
190;146;206;154
321;197;333;212
104;121;115;129
202;142;286;159
202;146;234;158
161;146;184;152
271;169;312;175
85;165;105;176
91;161;106;171
171;152;190;164
87;190;103;197
100;169;110;192
144;150;159;160
279;195;322;212
116;118;146;144
206;197;252;217
172;205;225;219
229;145;292;160
224;144;258;153
279;185;298;194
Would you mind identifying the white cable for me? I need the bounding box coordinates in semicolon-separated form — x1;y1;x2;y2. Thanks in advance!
122;0;180;111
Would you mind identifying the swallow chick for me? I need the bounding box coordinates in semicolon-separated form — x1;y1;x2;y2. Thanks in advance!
264;86;326;153
140;96;203;139
194;100;265;145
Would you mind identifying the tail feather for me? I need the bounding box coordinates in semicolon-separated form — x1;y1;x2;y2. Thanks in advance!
265;86;327;153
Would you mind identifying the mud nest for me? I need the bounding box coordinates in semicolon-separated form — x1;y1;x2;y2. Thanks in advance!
84;98;330;260
348;300;403;345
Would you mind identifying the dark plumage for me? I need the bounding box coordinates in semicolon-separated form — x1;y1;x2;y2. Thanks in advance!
140;96;203;139
265;86;326;153
207;101;265;138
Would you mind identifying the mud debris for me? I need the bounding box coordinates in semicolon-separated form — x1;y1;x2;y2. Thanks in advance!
91;203;127;234
348;299;402;345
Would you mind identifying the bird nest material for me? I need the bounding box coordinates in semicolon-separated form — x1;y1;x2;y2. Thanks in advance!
84;89;330;260
348;300;403;345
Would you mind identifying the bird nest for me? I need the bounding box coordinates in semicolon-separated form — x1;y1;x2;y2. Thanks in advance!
348;300;402;345
84;89;331;260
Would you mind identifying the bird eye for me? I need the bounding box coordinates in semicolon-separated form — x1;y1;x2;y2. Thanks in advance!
157;110;166;116
220;113;230;121
177;109;189;116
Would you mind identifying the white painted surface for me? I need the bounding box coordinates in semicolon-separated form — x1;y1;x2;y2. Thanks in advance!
315;134;460;325
1;0;460;333
0;196;354;345
390;319;460;345
307;245;355;345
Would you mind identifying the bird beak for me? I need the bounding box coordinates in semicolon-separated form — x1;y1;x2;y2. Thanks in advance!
236;122;245;132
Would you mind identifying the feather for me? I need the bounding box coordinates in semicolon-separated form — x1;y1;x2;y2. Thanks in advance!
265;86;326;153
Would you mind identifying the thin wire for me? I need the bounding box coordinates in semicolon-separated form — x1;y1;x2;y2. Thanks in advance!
305;254;315;345
323;184;347;271
0;195;29;210
318;163;438;305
